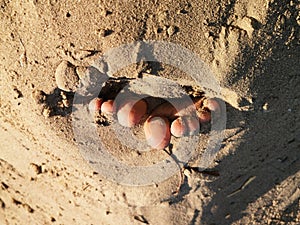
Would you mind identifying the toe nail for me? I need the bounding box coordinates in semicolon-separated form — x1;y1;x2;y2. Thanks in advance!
144;116;171;149
101;100;115;114
117;99;147;127
88;97;103;113
171;117;187;137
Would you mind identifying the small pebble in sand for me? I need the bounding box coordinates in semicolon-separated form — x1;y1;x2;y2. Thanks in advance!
167;25;177;36
42;106;52;118
55;61;79;92
88;98;103;113
32;90;47;104
144;116;171;150
101;100;115;114
262;102;269;112
117;99;147;127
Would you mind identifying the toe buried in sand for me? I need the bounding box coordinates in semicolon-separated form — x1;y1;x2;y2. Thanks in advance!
117;99;148;127
198;111;211;123
144;116;171;150
101;100;115;114
170;117;188;137
203;98;221;115
170;116;200;137
89;97;103;113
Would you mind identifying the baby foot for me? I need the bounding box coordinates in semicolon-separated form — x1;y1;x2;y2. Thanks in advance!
88;95;221;150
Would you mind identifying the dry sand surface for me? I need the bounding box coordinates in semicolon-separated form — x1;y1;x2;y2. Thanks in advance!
1;0;300;224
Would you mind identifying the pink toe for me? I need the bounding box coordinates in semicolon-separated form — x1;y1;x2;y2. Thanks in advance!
144;116;171;149
101;100;115;114
198;111;211;123
117;99;147;127
203;98;221;114
171;117;187;137
88;97;103;113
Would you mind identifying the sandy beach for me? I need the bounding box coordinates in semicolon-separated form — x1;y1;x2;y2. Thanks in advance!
0;0;299;224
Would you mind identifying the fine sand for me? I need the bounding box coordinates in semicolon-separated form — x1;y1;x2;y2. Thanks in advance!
1;1;299;224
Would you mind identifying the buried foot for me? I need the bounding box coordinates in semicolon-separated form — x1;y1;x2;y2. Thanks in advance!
89;95;221;150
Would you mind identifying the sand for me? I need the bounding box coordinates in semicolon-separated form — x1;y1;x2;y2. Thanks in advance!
0;0;300;224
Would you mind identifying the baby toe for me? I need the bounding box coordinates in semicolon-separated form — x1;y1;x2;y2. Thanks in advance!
101;100;115;114
88;97;103;113
144;116;171;150
117;99;147;127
